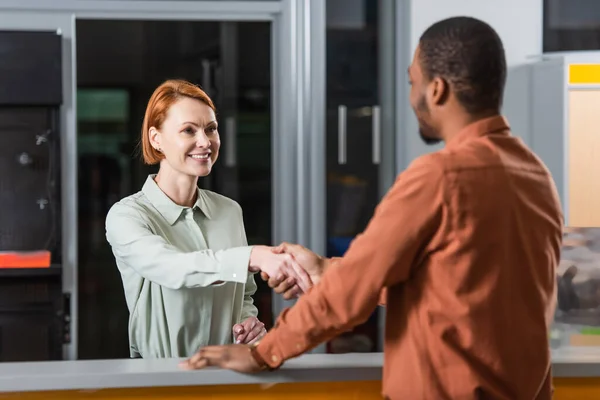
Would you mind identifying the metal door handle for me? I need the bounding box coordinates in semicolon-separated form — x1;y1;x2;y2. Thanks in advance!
372;105;381;164
224;116;237;167
338;105;347;164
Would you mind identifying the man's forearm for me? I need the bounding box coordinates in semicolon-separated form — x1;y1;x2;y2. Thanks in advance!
322;257;386;306
313;257;339;285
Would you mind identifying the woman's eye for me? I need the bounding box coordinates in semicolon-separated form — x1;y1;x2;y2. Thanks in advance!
206;127;217;134
183;127;195;134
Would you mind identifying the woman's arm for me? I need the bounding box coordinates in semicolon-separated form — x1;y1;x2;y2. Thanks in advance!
106;203;252;289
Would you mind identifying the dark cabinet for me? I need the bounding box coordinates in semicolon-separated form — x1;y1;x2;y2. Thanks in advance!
0;29;64;362
0;269;64;361
0;30;62;106
0;108;61;256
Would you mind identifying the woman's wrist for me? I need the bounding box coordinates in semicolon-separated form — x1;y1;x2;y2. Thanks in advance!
248;245;268;272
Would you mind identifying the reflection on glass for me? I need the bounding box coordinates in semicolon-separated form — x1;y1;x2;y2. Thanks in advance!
543;0;600;51
325;0;380;353
553;227;600;348
76;19;271;359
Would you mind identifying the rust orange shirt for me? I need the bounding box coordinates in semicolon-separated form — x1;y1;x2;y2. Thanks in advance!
256;116;563;399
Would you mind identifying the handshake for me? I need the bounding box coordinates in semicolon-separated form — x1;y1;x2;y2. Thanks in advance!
248;243;328;300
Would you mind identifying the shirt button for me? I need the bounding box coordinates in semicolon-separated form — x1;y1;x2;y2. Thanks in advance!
233;273;237;278
271;355;279;363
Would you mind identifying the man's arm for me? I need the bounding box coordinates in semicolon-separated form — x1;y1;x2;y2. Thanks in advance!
255;156;445;367
267;249;389;306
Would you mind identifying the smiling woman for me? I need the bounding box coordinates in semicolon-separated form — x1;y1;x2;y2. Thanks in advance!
104;80;309;359
141;80;220;177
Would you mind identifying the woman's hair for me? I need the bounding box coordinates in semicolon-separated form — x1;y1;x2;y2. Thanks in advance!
140;79;216;164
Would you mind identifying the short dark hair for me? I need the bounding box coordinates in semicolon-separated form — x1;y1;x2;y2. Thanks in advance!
418;16;507;114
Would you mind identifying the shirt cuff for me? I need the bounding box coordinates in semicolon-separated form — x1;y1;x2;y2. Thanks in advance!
213;246;253;284
254;329;286;369
254;308;311;369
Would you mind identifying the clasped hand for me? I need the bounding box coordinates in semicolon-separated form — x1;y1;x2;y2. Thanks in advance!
248;244;312;296
250;243;325;300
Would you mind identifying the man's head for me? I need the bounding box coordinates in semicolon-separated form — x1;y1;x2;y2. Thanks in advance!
408;17;507;144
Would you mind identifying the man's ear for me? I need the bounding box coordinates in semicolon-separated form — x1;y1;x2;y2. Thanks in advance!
429;76;450;106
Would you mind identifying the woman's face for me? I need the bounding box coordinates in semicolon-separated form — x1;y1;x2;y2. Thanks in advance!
149;97;220;178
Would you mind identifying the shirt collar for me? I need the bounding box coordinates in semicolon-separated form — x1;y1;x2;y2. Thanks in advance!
142;174;212;225
446;115;510;148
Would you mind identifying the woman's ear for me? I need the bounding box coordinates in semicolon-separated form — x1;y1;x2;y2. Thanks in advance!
149;126;161;151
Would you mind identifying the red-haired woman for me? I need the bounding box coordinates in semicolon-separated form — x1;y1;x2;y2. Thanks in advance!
106;79;309;358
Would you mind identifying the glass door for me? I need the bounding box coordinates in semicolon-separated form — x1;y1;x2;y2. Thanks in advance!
322;0;396;354
0;0;307;361
75;18;275;359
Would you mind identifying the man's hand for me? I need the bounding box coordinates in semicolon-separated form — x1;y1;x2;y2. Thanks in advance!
261;242;327;299
249;246;312;293
179;344;261;373
273;242;326;284
232;317;266;344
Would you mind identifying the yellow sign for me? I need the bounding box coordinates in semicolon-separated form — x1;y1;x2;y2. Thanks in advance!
569;64;600;85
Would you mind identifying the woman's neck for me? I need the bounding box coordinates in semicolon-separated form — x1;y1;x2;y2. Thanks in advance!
154;163;199;207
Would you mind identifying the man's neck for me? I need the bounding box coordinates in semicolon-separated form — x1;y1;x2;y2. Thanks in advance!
441;110;500;142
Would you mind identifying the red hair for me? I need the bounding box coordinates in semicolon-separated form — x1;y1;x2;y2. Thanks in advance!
141;79;216;164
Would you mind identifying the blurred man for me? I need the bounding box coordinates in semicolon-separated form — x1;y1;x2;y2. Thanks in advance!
181;16;563;400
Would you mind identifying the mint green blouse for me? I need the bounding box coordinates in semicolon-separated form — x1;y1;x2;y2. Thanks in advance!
105;175;258;358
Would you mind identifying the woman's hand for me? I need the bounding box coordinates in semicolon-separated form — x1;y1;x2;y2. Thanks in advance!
249;246;312;293
259;243;328;300
232;316;266;344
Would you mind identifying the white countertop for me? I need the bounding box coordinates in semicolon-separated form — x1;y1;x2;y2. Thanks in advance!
0;353;383;393
551;347;600;377
0;349;599;393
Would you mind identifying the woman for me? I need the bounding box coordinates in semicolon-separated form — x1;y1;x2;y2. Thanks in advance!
106;79;309;358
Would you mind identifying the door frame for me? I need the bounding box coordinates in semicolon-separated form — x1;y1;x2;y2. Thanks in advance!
0;9;78;360
0;0;324;360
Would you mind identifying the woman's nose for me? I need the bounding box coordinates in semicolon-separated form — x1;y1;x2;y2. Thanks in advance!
195;132;210;147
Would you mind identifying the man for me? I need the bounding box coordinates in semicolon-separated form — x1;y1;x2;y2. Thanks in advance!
181;16;563;399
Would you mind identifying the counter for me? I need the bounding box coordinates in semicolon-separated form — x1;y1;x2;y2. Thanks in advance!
1;350;600;399
553;347;600;377
0;353;382;392
0;353;383;399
